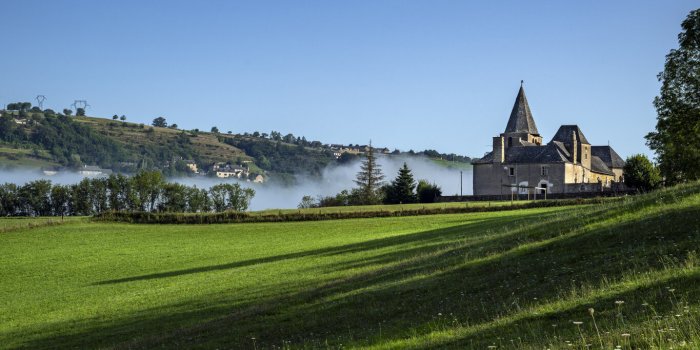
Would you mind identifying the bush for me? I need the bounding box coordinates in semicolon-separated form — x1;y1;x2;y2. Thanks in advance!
417;180;442;203
623;154;662;192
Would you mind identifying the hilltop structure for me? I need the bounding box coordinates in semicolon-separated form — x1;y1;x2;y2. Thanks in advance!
471;84;625;196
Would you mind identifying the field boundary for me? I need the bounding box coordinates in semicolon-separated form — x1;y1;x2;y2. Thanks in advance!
93;197;616;224
0;218;73;234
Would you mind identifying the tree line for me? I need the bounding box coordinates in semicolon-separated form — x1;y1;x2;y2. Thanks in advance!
0;171;255;217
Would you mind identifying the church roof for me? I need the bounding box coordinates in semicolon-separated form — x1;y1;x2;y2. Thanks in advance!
471;143;569;165
504;85;539;135
590;155;615;176
591;146;625;169
551;125;590;145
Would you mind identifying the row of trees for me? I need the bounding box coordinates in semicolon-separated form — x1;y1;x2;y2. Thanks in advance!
0;171;255;217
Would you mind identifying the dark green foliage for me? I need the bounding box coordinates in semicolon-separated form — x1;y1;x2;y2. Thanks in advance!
353;143;384;204
209;183;255;212
0;112;129;168
384;162;417;204
76;108;86;116
0;183;19;216
211;126;219;133
152;117;167;128
646;9;700;184
6;102;32;111
63;109;73;116
18;180;52;216
416;179;442;203
623;154;662;192
0;171;254;216
222;137;335;177
420;149;471;163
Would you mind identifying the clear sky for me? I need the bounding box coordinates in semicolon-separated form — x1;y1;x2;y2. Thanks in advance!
2;1;697;159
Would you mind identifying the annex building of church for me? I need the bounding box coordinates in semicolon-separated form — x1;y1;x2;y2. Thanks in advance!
471;84;625;196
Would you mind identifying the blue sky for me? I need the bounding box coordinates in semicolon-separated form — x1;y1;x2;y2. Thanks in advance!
1;1;697;159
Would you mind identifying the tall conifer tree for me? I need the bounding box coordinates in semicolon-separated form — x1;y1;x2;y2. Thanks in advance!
354;141;384;204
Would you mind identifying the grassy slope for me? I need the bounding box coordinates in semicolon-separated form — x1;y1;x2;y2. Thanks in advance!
0;147;58;168
0;184;699;349
74;116;251;166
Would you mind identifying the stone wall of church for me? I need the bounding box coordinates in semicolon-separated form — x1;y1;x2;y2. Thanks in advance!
473;163;568;195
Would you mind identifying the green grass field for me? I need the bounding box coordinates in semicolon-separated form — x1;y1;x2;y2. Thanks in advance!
1;183;699;349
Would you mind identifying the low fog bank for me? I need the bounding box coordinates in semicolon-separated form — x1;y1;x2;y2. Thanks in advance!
178;155;473;210
0;156;473;210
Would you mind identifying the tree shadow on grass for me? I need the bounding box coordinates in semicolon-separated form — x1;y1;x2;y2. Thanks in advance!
92;212;544;286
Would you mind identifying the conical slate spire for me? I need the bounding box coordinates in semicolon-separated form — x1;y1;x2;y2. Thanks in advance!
504;84;539;135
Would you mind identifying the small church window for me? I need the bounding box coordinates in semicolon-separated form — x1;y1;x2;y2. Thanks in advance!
541;166;549;176
508;137;513;147
509;167;515;176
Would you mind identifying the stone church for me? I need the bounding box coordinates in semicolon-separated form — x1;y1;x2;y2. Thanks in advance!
471;84;625;196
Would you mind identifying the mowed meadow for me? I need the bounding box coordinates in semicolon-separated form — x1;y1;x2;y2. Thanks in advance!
1;183;700;349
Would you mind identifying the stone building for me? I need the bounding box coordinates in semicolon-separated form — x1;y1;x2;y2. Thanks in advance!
471;84;625;196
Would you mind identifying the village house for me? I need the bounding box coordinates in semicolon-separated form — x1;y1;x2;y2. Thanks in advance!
471;84;625;196
183;160;198;173
212;162;249;179
78;165;113;177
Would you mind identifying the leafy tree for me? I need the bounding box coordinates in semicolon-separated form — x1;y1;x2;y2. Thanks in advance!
298;195;316;209
120;115;126;121
211;126;219;133
417;180;442;203
623;154;662;192
169;124;178;129
71;179;93;215
152;117;167;128
227;131;232;134
63;109;73;116
106;173;130;212
19;180;52;216
209;183;254;212
384;162;417;204
50;185;72;217
159;183;188;212
353;142;384;204
76;108;86;116
112;115;119;120
646;9;700;184
132;170;165;211
0;183;19;216
185;187;211;212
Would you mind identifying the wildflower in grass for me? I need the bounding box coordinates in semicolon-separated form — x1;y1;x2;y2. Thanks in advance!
615;300;625;305
573;321;586;346
588;308;603;349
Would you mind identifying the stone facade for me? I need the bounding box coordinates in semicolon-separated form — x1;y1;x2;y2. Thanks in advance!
472;85;624;196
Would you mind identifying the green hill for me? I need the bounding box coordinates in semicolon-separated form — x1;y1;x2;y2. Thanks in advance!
0;108;471;179
1;183;699;349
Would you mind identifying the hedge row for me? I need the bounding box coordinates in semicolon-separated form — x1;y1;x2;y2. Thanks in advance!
93;197;617;225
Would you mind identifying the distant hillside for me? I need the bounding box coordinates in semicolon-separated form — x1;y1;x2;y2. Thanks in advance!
0;105;472;179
